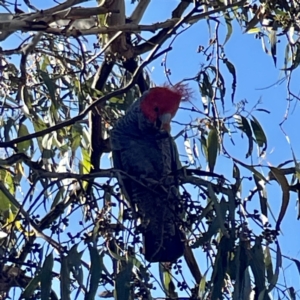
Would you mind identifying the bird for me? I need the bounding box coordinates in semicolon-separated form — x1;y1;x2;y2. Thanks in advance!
110;84;190;262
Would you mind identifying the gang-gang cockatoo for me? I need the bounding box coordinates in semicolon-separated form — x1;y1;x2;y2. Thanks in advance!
110;84;189;262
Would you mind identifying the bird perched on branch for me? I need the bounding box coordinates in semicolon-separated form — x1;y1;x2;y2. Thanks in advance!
110;84;190;262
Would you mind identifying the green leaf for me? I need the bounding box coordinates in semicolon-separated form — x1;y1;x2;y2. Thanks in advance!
192;214;219;248
211;236;232;299
68;245;84;287
114;260;133;300
247;27;260;33
109;96;125;104
4;118;14;142
224;60;236;102
253;174;268;217
269;167;290;230
223;12;233;45
0;190;12;212
0;171;16;212
86;246;103;300
290;145;300;181
41;252;54;300
41;55;50;72
217;71;226;108
269;30;277;66
288;287;296;300
231;244;251;300
184;246;202;284
200;135;208;161
250;116;267;152
264;246;273;285
288;44;300;71
284;44;290;70
51;187;65;208
32;116;48;150
60;256;71;300
71;123;83;151
207;128;218;172
39;70;58;106
192;198;227;248
258;289;268;300
199;72;213;100
14;161;24;185
80;148;91;175
1;169;15;195
256;108;271;114
17;124;32;153
232;163;240;181
208;188;229;238
234;115;253;158
249;237;266;297
268;243;281;292
159;263;177;298
22;274;41;298
198;274;206;298
291;258;300;277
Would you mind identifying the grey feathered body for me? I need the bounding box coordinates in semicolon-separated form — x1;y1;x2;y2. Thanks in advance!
110;94;185;262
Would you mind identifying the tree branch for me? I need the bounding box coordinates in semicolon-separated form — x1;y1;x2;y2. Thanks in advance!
0;46;170;148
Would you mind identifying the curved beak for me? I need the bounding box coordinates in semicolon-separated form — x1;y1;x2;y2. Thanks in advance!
159;113;172;132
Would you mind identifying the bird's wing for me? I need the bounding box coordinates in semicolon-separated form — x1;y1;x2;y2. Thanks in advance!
112;132;185;262
112;149;135;210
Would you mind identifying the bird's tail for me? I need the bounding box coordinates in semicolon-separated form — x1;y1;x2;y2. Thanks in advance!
143;226;185;263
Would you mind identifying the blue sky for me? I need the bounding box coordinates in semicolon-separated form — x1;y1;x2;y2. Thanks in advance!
2;0;300;298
